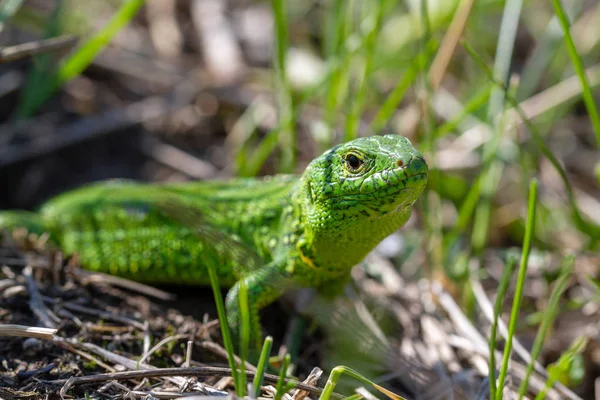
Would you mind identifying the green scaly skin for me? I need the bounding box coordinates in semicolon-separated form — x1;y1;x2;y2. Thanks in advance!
0;135;428;342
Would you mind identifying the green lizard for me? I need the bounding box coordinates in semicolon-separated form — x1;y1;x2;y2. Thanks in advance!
0;134;428;341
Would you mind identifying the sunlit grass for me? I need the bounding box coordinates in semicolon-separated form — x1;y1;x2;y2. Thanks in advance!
16;0;144;119
488;255;517;399
517;255;575;398
496;179;538;399
551;0;600;147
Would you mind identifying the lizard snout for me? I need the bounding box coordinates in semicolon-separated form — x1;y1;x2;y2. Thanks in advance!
404;155;428;177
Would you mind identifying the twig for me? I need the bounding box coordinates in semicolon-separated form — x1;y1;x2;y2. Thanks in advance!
54;340;116;372
137;334;190;365
44;366;342;398
139;135;218;180
0;35;78;64
71;268;175;301
23;265;58;328
198;341;257;372
42;295;147;331
0;324;57;339
185;340;193;368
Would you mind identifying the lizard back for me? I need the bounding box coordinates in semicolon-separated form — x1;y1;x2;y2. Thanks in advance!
37;175;299;285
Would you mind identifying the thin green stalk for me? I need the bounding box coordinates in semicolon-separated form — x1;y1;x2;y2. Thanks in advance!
469;0;524;257
445;173;483;243
243;127;282;177
517;255;575;399
370;39;437;132
434;82;493;139
207;264;243;397
487;0;523;119
323;0;351;150
488;255;518;399
238;280;250;396
496;179;538;400
274;354;291;400
324;0;346;58
345;0;384;141
57;0;143;85
18;0;144;118
253;336;273;398
319;366;406;400
271;0;296;173
551;0;600;147
515;1;585;101
16;0;63;121
282;381;298;395
471;157;503;255
462;40;600;240
534;337;588;400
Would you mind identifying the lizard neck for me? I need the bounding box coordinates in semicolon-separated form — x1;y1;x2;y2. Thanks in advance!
293;178;412;272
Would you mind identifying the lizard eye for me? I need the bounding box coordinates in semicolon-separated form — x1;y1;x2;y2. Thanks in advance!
344;153;363;172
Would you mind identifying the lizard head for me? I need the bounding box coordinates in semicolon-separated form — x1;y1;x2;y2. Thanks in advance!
304;134;428;216
298;134;428;269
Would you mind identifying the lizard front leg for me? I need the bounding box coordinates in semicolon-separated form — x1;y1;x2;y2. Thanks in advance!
225;260;291;348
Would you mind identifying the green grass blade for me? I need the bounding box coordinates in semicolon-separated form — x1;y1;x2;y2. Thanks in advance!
57;0;143;86
238;280;250;397
488;255;518;399
487;0;523;119
344;0;384;140
324;0;345;58
18;0;144;118
370;40;436;132
433;81;493;138
242;127;281;177
253;336;273;398
283;381;298;395
534;337;588;400
551;0;600;147
16;1;63;120
515;1;585;101
467;0;524;257
207;265;243;397
319;366;406;400
272;0;296;172
496;179;538;400
517;255;575;399
274;353;291;400
462;39;600;240
322;0;351;149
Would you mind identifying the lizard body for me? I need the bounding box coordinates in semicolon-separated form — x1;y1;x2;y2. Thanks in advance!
0;134;428;340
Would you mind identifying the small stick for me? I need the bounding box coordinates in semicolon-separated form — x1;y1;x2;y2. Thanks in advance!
137;334;190;365
0;324;57;340
0;35;78;64
23;265;58;328
185;340;194;368
44;366;340;398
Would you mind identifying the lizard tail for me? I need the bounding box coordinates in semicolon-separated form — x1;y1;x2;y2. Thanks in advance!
0;210;52;237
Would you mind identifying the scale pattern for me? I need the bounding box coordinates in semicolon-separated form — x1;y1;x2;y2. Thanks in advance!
0;135;428;342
